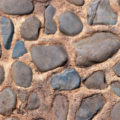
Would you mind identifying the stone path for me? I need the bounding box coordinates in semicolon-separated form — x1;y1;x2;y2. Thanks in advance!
0;0;120;120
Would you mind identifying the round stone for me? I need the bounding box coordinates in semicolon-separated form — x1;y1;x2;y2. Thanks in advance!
20;16;41;40
11;61;33;88
0;88;16;115
59;11;83;36
67;0;84;6
113;61;120;77
0;66;4;84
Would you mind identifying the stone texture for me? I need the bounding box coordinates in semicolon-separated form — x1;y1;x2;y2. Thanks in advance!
84;70;107;89
52;95;68;120
32;119;44;120
5;117;19;120
0;0;33;15
0;16;14;49
27;93;40;110
88;0;117;25
59;11;83;36
111;81;120;97
111;102;120;120
0;88;16;115
11;61;33;88
67;0;84;6
20;16;41;40
76;94;106;120
113;61;120;77
0;66;4;84
49;68;81;90
45;5;57;34
12;40;27;59
75;32;120;67
31;45;68;72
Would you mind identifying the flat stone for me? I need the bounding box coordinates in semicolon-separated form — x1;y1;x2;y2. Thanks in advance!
0;88;16;115
113;61;120;77
0;0;33;15
59;11;83;36
31;45;68;72
88;0;117;25
49;69;81;90
0;66;4;84
45;5;57;34
76;94;106;120
67;0;84;6
27;92;40;110
75;32;120;67
0;16;14;49
111;81;120;97
11;61;33;88
84;70;107;89
20;16;41;40
52;95;68;120
111;102;120;120
12;40;27;59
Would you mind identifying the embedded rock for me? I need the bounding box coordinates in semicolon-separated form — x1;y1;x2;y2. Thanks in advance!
67;0;84;6
113;61;120;77
0;66;4;84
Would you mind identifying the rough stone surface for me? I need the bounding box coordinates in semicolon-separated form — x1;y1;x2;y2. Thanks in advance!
113;61;120;77
84;70;107;89
111;102;120;120
76;94;106;120
0;88;16;115
67;0;84;6
59;11;83;36
0;0;33;15
0;16;14;49
27;92;40;110
52;95;68;120
11;61;33;88
45;5;57;34
75;32;120;67
5;117;19;120
49;68;81;90
31;45;68;72
88;0;117;25
0;66;4;84
20;16;41;40
12;40;27;59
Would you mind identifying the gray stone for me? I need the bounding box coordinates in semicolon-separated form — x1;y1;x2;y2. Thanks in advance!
52;95;68;120
27;93;40;110
88;0;117;25
75;32;120;67
111;102;120;120
67;0;84;6
0;66;4;84
76;94;106;120
5;117;19;120
31;45;68;72
0;88;16;115
20;16;41;40
84;71;107;89
0;16;14;49
113;61;120;77
45;5;57;34
0;0;33;15
59;11;83;36
11;61;33;88
49;69;81;90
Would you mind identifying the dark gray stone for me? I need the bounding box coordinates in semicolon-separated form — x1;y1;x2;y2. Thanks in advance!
52;95;68;120
0;66;4;84
45;5;57;34
59;11;83;36
67;0;84;6
12;40;27;59
0;16;14;49
20;16;41;40
76;94;106;120
49;69;81;90
11;61;33;88
113;61;120;77
31;45;68;72
111;102;120;120
0;88;16;115
0;0;33;15
75;32;120;67
27;93;40;110
84;70;107;89
88;0;117;25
